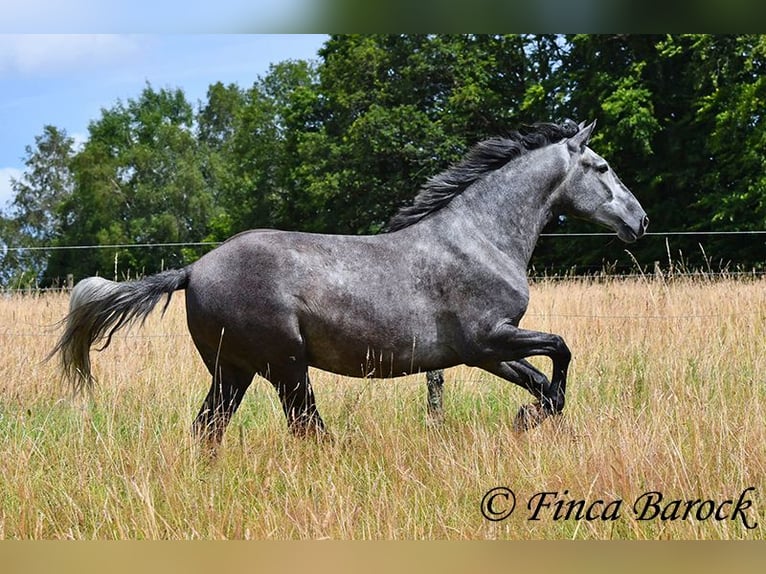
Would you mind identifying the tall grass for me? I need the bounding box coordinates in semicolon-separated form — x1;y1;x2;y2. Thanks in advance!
0;274;764;539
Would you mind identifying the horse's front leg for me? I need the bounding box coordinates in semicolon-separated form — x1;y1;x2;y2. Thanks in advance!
477;323;571;431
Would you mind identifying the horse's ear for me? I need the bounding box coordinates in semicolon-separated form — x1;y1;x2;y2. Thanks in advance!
567;120;597;153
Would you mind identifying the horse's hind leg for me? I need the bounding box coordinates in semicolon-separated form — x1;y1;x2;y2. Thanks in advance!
266;362;325;437
192;366;253;449
426;370;445;424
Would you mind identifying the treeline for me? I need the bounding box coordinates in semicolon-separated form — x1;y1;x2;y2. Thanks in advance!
2;34;765;287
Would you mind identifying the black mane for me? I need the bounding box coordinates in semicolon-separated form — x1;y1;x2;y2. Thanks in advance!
385;120;580;232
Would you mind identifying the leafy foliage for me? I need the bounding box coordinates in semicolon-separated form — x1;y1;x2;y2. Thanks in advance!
1;126;74;286
3;35;766;286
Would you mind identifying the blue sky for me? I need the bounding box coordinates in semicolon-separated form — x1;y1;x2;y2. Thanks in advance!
0;34;328;211
3;1;318;33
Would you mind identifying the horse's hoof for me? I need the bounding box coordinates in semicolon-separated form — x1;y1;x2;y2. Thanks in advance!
290;421;332;443
513;402;547;433
426;408;445;427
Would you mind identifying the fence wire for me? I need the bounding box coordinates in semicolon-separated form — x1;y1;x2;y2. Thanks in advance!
2;230;764;295
2;230;766;254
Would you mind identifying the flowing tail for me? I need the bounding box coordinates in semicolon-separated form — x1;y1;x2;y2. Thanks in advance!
49;268;190;395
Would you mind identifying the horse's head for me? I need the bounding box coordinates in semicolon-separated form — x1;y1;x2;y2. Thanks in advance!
559;121;649;243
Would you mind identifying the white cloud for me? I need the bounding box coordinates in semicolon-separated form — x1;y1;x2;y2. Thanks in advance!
0;167;22;212
70;132;89;152
0;35;141;76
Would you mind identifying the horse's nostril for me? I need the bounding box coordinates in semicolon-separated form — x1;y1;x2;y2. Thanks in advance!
642;215;650;230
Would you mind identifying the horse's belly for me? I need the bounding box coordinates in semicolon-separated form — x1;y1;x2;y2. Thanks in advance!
308;348;453;379
304;327;456;379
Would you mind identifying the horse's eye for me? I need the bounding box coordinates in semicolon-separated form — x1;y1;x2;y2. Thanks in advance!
596;163;609;174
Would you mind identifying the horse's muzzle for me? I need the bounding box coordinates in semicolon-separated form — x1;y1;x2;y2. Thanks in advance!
634;214;650;240
618;214;649;243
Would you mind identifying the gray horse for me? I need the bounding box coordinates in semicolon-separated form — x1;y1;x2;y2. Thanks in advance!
51;120;648;446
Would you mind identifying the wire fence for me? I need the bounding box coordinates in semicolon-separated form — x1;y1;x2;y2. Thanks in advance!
1;241;220;253
3;229;766;254
2;230;762;339
1;230;765;294
1;303;756;340
1;307;758;342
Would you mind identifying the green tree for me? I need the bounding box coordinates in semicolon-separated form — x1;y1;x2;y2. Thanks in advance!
541;34;766;272
196;82;246;241
0;125;74;287
197;62;321;240
287;34;564;234
683;35;766;267
10;34;766;284
48;84;215;281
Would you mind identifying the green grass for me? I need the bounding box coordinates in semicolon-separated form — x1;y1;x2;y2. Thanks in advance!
0;277;764;539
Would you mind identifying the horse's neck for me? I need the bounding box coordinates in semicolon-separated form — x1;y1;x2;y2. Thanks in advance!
453;147;568;266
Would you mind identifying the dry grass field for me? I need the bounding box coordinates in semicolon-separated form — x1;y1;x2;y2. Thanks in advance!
0;273;764;539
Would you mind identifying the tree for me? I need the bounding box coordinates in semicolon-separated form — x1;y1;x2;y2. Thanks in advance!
196;62;324;240
285;34;565;234
0;125;74;286
683;35;766;267
47;84;215;281
540;34;766;272
8;35;766;285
